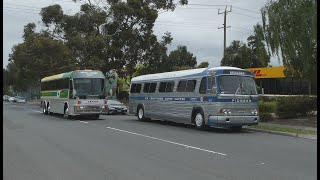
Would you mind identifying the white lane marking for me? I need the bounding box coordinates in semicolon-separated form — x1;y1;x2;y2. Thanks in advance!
106;126;227;156
11;104;42;113
79;121;89;123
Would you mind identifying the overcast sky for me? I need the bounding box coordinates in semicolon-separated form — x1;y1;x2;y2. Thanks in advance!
3;0;282;69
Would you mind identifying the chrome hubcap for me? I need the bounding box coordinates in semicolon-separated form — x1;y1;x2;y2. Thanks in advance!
138;109;143;119
195;113;203;127
64;108;69;117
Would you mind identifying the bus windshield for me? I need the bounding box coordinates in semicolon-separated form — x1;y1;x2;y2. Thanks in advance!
74;78;105;97
217;75;257;95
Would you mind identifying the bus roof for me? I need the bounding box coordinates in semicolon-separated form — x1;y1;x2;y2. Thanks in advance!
131;66;249;82
41;70;105;82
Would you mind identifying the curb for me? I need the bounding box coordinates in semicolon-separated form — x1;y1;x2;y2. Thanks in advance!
244;127;317;140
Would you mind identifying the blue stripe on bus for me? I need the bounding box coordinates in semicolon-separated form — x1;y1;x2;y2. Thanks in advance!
129;96;258;103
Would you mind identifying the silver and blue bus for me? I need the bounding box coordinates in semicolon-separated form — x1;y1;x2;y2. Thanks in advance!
40;70;107;119
129;66;259;130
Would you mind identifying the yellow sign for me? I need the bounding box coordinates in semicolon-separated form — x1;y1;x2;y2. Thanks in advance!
246;66;285;79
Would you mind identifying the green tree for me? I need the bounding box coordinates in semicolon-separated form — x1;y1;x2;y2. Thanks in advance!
197;61;209;68
8;23;74;91
220;40;252;68
261;0;317;92
247;24;270;67
168;45;197;70
8;0;191;89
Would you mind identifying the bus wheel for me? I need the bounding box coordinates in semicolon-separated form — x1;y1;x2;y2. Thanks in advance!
47;103;51;115
194;111;206;130
43;102;48;115
137;106;145;121
64;107;72;119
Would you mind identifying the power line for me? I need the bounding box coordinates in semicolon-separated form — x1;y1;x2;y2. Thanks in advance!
232;6;260;14
232;12;261;19
3;8;40;14
187;4;229;7
3;7;254;32
4;6;41;13
4;3;42;10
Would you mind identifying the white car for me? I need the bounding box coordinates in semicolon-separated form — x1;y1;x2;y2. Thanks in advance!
8;97;16;102
3;95;10;101
105;100;128;115
14;96;26;103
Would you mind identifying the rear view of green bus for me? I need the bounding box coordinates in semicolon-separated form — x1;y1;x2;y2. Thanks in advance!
40;70;107;119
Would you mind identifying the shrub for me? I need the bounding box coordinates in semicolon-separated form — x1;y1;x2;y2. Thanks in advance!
259;113;274;122
117;91;129;100
276;96;317;118
259;101;276;113
259;96;277;102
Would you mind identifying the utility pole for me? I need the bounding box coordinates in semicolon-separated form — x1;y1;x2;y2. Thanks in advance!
218;5;232;59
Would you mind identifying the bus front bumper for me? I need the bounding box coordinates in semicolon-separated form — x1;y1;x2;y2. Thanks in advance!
207;115;259;127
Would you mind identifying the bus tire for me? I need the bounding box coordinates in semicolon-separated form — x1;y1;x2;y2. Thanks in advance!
194;110;206;130
137;106;146;121
42;102;48;115
47;102;51;115
64;106;72;119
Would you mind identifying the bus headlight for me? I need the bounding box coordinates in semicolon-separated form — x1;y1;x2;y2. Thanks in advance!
218;109;231;115
251;109;258;115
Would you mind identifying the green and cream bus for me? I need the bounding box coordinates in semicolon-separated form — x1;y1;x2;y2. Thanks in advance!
40;70;107;119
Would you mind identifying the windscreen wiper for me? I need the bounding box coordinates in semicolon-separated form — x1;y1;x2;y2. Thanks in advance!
233;83;241;98
240;83;253;100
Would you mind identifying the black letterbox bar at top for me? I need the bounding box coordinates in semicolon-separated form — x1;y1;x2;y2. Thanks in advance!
222;70;252;76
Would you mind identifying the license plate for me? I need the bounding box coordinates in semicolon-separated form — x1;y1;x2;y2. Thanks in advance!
117;110;121;112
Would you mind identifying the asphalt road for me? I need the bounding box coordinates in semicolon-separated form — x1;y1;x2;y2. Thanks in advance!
3;102;317;180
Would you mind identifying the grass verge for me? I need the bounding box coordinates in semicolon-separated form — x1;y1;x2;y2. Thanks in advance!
249;125;317;135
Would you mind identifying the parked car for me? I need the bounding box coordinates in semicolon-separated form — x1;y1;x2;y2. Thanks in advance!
14;96;26;103
105;99;128;115
8;97;16;102
3;95;10;101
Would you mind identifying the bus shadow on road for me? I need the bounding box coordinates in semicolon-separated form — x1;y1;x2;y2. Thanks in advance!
126;119;254;134
44;113;105;121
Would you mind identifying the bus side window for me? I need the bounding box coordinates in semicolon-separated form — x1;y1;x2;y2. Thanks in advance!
166;82;174;92
186;80;196;92
159;82;167;92
130;83;142;93
143;83;151;93
177;81;187;92
136;84;142;93
149;83;157;93
199;77;207;94
130;84;137;93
